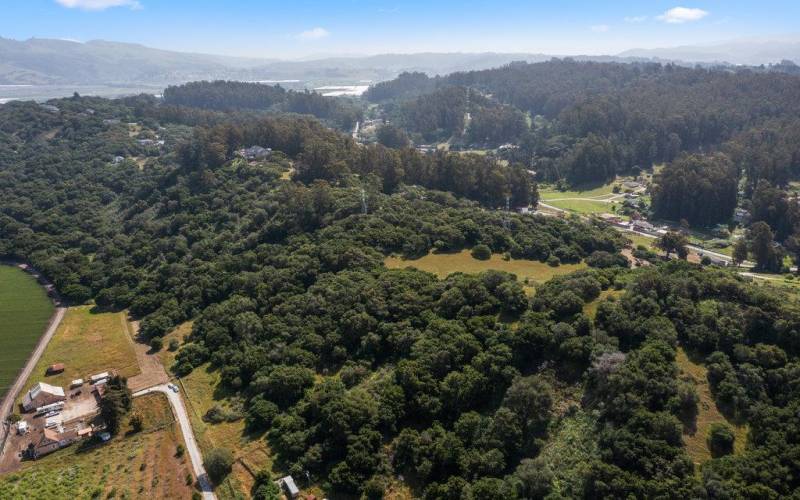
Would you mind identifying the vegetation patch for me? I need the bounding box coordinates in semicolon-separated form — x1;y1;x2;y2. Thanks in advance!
536;410;600;497
676;347;747;465
0;266;53;398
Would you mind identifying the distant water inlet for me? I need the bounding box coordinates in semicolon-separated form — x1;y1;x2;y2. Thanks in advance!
0;266;54;398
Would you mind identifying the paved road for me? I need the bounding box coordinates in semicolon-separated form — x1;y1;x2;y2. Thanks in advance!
0;305;66;455
134;384;216;500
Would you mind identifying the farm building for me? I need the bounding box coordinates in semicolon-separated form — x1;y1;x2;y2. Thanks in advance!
22;382;66;412
47;363;65;375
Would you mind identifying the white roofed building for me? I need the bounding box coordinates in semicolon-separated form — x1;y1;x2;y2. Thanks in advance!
22;382;66;412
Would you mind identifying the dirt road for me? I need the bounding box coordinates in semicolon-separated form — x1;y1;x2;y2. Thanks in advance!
134;384;216;500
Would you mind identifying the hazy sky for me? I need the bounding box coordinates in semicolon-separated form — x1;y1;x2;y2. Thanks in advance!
3;0;800;59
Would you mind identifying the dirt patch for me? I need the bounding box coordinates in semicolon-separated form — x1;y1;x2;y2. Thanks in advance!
124;319;169;393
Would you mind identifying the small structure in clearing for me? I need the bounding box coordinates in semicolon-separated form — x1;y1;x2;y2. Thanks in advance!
278;476;300;499
46;363;65;375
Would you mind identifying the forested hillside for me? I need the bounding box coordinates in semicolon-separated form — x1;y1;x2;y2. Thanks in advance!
163;80;364;130
368;59;800;273
2;87;800;499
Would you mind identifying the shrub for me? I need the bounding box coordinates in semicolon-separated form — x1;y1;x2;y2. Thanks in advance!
168;338;180;351
129;411;143;432
471;244;492;260
203;447;234;483
175;444;185;458
149;336;163;352
708;423;735;457
547;255;561;267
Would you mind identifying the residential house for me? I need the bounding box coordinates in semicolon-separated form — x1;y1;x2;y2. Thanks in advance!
22;382;66;412
631;220;655;233
32;428;77;458
238;145;272;160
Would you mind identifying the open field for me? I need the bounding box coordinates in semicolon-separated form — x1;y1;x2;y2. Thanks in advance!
544;198;615;214
17;306;139;406
626;232;657;249
384;250;587;289
539;182;617;201
0;266;53;399
0;392;195;499
676;347;747;466
162;323;269;499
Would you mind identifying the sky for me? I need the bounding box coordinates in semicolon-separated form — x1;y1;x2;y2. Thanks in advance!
2;0;800;59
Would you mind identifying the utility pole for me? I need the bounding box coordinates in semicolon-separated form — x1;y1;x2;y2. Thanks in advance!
503;194;511;230
361;188;368;215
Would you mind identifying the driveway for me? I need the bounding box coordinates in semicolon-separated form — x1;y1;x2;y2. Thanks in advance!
134;384;216;500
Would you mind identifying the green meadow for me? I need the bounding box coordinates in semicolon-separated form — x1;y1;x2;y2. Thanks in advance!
0;266;53;398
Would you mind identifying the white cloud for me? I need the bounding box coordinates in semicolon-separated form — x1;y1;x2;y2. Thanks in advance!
590;24;610;33
296;27;330;41
624;16;648;23
657;6;709;24
55;0;141;10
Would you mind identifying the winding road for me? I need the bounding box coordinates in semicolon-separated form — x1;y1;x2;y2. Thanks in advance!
134;384;216;500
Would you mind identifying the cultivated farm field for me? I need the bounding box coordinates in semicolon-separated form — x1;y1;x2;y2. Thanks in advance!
0;266;53;398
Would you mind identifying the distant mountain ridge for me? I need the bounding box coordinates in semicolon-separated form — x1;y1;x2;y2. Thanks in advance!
2;36;799;87
0;37;560;85
619;38;800;66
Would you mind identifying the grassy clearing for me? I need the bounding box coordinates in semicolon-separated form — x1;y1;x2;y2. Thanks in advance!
676;347;747;466
625;233;657;249
583;289;624;319
0;266;53;398
545;199;614;214
18;306;139;405
161;323;269;499
384;250;587;289
0;393;194;499
539;182;617;200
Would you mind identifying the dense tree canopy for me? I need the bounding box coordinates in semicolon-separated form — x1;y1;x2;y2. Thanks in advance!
3;76;800;499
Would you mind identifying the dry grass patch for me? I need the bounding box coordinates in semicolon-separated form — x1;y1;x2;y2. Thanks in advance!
676;347;747;466
18;306;139;405
384;250;586;290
